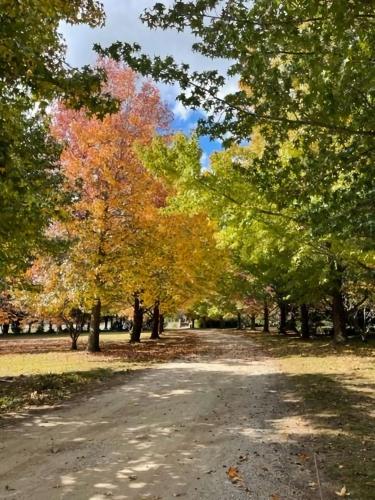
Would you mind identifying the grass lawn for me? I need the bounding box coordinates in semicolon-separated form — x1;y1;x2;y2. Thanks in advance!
0;330;203;416
249;330;375;500
0;332;135;377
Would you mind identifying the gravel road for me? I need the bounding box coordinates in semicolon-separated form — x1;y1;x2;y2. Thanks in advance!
0;330;321;500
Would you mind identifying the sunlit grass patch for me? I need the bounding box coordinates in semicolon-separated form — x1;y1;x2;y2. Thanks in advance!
249;331;375;499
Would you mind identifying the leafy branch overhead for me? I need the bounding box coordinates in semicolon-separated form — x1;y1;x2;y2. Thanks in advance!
97;0;375;142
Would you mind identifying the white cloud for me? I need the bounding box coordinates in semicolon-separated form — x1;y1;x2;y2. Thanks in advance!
200;152;209;170
60;1;237;128
61;0;230;74
172;100;193;121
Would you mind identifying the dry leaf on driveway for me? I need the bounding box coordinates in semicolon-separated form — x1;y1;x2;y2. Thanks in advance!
335;485;350;496
227;466;242;483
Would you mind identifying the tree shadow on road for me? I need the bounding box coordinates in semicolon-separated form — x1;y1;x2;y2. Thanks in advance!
1;348;373;499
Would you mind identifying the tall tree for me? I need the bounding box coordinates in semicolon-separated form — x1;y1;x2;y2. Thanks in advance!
0;0;116;282
52;60;170;352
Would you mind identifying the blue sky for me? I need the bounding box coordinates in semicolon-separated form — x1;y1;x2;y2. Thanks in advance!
61;0;234;167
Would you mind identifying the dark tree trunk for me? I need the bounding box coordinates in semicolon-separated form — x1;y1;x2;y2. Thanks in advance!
263;300;270;333
219;316;225;329
250;314;256;331
158;314;164;336
87;298;101;352
300;304;310;339
330;260;347;343
27;323;32;334
278;301;287;334
191;318;195;329
150;301;160;339
289;306;299;333
71;335;78;350
332;290;346;343
200;316;207;328
130;295;142;343
48;321;54;333
2;323;9;335
104;316;109;331
237;312;242;330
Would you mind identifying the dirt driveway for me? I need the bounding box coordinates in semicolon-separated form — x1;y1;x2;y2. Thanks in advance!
0;330;324;499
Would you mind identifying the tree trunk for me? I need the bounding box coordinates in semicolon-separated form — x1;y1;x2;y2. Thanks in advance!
237;312;242;330
87;298;101;352
48;321;54;333
300;304;310;339
191;318;195;329
158;314;164;336
130;295;142;343
332;290;346;343
200;316;207;328
263;300;269;333
104;316;108;331
71;335;78;350
289;306;299;333
150;301;160;339
219;316;225;329
250;314;256;331
278;301;287;334
2;323;9;335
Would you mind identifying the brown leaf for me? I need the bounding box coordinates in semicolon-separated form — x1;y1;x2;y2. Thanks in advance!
270;495;281;500
227;466;241;483
297;452;310;462
335;486;350;496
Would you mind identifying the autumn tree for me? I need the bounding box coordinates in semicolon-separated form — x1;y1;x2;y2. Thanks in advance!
0;1;118;282
98;1;374;341
51;59;170;352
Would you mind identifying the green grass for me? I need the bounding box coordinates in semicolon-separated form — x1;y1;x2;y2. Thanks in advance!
0;369;123;414
0;331;146;377
248;331;375;500
0;331;151;415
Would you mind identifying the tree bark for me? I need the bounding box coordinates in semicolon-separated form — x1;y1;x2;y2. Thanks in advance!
332;290;346;342
158;314;164;336
300;303;310;339
263;300;270;333
331;260;347;343
236;312;242;329
130;295;143;343
289;306;299;333
150;300;160;339
71;335;78;350
278;301;287;334
250;314;256;331
2;323;9;335
220;316;225;329
191;318;195;329
87;298;101;352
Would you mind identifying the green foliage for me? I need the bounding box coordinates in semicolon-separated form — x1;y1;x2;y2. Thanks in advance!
109;2;374;321
0;1;118;283
99;1;374;142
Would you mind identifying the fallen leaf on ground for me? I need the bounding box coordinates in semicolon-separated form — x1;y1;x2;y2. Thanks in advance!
227;466;242;483
270;495;281;500
335;486;350;496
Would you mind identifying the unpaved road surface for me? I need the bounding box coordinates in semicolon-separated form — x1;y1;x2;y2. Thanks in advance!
0;331;322;500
